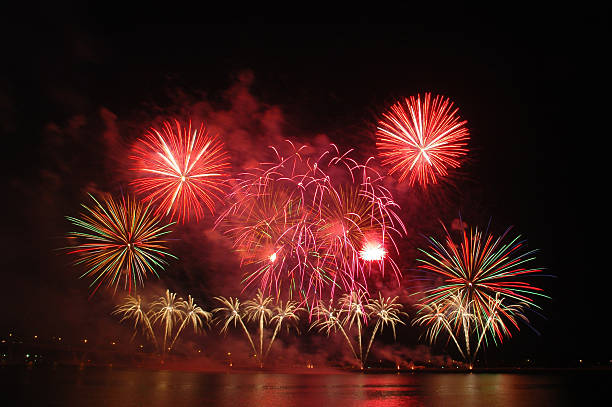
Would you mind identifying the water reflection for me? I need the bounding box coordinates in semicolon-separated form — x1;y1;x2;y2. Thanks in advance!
7;366;610;406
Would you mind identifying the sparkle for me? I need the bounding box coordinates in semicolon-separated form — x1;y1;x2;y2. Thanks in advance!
359;242;387;261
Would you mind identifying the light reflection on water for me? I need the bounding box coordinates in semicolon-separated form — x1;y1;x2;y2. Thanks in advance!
6;366;610;406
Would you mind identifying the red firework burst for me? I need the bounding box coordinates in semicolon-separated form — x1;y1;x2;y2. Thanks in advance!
130;119;230;222
376;93;469;187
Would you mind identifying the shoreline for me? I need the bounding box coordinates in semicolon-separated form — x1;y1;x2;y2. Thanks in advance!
3;362;611;375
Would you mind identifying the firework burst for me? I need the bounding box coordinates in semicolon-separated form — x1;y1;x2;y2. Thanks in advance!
169;295;212;350
311;292;406;368
217;142;404;305
311;300;358;362
149;289;186;353
212;296;258;359
363;293;406;362
130;119;230;222
112;295;158;350
65;193;176;295
376;93;469;187
244;290;274;366
414;222;547;363
339;290;368;365
265;300;303;359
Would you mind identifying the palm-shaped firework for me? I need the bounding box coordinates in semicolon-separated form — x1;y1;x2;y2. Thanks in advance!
472;294;528;363
339;290;368;367
264;300;303;360
311;300;359;363
363;294;406;363
244;290;274;366
415;291;528;365
212;296;257;361
412;296;468;361
311;293;406;368
112;295;158;350
149;289;186;353
169;295;212;351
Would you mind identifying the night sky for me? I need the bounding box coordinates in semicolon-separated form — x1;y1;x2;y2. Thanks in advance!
1;18;608;366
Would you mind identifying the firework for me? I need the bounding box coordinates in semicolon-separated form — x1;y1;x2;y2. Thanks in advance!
318;181;401;292
212;296;257;359
376;93;469;187
65;193;176;295
472;293;527;359
222;182;322;301
311;292;406;368
217;143;404;304
358;241;387;261
131;119;230;222
414;223;546;363
244;290;274;366
264;300;303;359
339;290;368;366
311;300;359;362
149;289;186;353
112;295;158;350
169;295;212;350
363;293;406;362
412;297;467;360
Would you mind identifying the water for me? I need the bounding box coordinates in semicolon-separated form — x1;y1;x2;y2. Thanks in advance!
4;366;609;406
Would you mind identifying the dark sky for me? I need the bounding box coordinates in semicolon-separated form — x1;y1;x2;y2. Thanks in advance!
1;18;608;365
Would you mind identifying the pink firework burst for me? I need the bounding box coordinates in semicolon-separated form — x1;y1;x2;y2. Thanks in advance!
130;119;230;222
216;142;405;306
376;93;469;187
